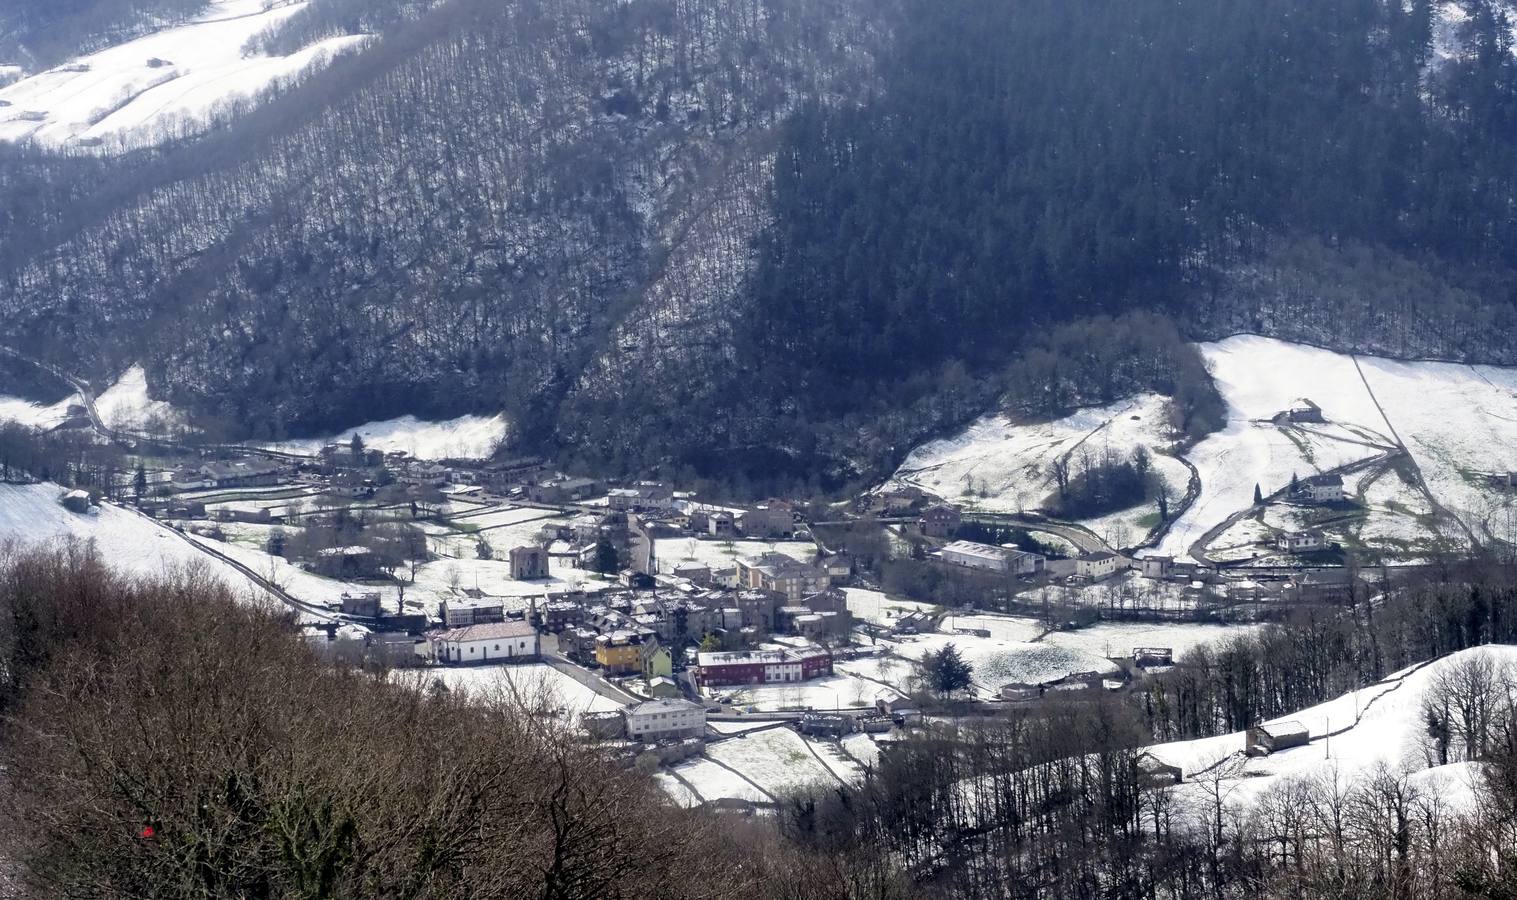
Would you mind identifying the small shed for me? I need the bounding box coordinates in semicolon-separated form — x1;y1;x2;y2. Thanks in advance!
61;489;92;514
1246;720;1310;757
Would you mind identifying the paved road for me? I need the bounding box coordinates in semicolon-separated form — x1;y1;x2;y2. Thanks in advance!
0;344;314;461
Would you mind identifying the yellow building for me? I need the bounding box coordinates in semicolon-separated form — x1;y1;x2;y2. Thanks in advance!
594;632;643;674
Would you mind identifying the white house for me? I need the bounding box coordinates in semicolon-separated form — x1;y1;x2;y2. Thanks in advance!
1298;473;1345;504
431;621;541;665
1075;551;1120;580
939;540;1044;575
625;698;707;741
1276;530;1326;553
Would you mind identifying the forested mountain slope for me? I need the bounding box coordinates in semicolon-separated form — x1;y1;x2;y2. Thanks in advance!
3;0;1517;489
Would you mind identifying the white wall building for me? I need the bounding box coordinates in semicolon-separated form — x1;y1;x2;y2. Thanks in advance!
1076;551;1120;580
431;621;541;665
625;699;707;741
939;540;1044;575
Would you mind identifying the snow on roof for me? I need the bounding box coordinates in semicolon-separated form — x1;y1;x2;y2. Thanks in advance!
431;621;538;643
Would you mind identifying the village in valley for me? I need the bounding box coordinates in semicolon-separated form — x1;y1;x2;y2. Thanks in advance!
6;333;1517;809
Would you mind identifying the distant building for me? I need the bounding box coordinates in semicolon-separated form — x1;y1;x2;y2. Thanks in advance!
431;621;541;665
670;560;712;584
594;630;648;674
339;591;383;618
646;675;682;699
529;476;602;504
1075;551;1120;581
607;482;675;513
640;641;673;679
196;458;286;489
705;511;737;537
1297;473;1346;504
440;599;505;628
625;699;706;742
1276;530;1326;553
738;502;794;538
1135;751;1184;785
1286;399;1325;423
736;553;830;601
1246;721;1310;756
1133;647;1174;669
1137;556;1173;579
61;489;91;513
694;646;833;687
919;504;962;538
509;545;550;580
939;540;1045;575
313;546;383;579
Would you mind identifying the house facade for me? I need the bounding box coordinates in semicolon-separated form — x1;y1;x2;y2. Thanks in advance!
694;646;832;687
625;699;706;741
939;540;1045;575
1076;551;1120;580
431;621;541;665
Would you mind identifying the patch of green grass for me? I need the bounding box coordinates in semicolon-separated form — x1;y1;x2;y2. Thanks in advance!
1135;512;1161;530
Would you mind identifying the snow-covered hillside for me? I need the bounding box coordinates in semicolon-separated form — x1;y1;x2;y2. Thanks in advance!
1146;645;1517;818
0;0;367;151
0;481;268;596
892;392;1190;546
891;336;1517;560
259;412;511;461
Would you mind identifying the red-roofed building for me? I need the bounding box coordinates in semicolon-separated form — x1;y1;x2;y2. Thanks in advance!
431;621;542;665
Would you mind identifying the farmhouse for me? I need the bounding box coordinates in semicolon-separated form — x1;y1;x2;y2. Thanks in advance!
431;621;541;665
1297;473;1346;504
312;545;383;579
938;540;1045;575
738;502;795;538
1286;398;1325;423
1246;720;1310;756
1276;530;1327;553
1075;551;1120;581
919;503;962;537
694;646;833;687
607;481;675;512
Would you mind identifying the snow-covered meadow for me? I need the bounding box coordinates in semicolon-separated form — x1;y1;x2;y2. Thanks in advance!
1147;645;1517;818
0;0;368;151
262;412;511;460
891;335;1517;560
0;482;269;597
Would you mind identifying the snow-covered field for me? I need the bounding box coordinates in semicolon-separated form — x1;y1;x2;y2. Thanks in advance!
893;335;1517;561
262;413;510;460
1147;645;1517;817
0;0;368;151
94;364;189;434
1042;621;1260;660
656;538;816;572
0;392;74;430
715;670;902;712
0;483;268;597
420;662;622;714
843;587;938;626
703;728;840;797
889;632;1118;696
894;394;1187;538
